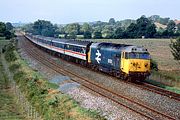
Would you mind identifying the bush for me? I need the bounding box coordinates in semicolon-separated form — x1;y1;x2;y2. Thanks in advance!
4;43;17;62
150;59;158;71
9;63;20;71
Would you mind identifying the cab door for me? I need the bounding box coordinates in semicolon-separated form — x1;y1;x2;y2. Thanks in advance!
121;52;130;74
121;51;125;71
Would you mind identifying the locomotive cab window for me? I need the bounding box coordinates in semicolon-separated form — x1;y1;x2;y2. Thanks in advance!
125;52;150;59
125;52;129;59
122;52;125;58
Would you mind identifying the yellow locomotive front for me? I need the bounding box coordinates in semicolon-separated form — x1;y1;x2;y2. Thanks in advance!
121;46;150;80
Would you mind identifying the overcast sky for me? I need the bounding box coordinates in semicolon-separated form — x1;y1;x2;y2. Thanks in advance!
0;0;179;24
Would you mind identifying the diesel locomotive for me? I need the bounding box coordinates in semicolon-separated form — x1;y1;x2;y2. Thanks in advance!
25;33;151;81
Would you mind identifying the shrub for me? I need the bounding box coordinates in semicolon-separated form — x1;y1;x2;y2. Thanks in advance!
4;43;17;62
150;59;158;71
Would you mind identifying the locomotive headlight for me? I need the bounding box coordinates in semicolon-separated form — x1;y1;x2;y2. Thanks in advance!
144;63;148;68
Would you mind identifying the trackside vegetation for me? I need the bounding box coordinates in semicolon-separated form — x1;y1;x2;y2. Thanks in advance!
3;42;106;120
0;59;24;119
170;37;180;63
0;40;24;119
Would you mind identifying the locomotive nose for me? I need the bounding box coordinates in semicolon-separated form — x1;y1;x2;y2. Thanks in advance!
131;62;141;69
129;60;150;72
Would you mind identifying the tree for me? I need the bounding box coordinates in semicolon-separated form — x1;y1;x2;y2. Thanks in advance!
176;23;180;36
22;23;34;33
145;23;156;38
113;27;124;39
58;25;65;34
93;31;102;39
101;25;114;38
5;22;13;31
0;22;14;39
81;23;92;33
136;16;156;38
81;23;92;38
32;20;56;37
126;23;137;38
167;20;176;32
126;16;156;38
170;38;180;63
163;20;176;37
177;23;180;31
64;23;80;39
4;30;13;39
109;18;115;25
159;18;170;25
149;15;170;25
84;31;92;39
0;22;6;36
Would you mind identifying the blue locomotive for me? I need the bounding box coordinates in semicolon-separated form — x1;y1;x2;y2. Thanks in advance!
25;33;150;81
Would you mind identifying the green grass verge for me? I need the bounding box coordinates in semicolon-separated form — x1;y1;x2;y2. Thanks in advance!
152;70;180;82
0;57;24;120
145;79;180;94
3;41;106;120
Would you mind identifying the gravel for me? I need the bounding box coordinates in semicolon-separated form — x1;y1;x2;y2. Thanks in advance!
53;56;180;119
19;38;149;120
19;49;147;120
17;38;180;119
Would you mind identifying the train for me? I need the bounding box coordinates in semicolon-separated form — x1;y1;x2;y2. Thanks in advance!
24;33;151;81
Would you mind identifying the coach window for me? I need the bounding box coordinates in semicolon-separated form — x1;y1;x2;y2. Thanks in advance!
82;48;85;53
66;45;69;49
77;47;80;52
77;47;80;53
74;46;77;52
59;43;62;48
55;43;58;47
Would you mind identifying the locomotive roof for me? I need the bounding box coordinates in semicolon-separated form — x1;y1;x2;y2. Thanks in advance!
64;40;92;47
52;38;68;43
124;46;149;53
33;34;92;47
90;42;149;53
53;38;92;47
91;42;132;49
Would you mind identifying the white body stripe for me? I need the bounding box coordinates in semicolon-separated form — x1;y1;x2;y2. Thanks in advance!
64;51;86;60
26;35;86;60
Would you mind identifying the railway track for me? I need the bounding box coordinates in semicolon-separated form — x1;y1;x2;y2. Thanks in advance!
132;82;180;101
18;34;178;120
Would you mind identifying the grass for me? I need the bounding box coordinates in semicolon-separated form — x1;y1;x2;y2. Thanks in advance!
0;58;24;120
145;79;180;94
3;41;106;120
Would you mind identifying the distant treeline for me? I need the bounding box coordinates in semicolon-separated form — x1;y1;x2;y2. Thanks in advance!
22;15;180;39
0;22;15;39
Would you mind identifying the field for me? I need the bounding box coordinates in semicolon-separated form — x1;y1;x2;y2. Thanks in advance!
91;38;180;71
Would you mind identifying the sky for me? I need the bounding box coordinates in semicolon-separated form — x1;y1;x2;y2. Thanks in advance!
0;0;180;24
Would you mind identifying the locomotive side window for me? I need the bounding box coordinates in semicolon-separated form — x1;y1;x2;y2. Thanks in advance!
126;52;150;59
129;52;138;59
121;52;124;58
125;52;129;59
139;53;150;59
